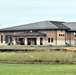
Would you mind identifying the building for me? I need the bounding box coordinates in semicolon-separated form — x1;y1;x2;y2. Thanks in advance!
0;20;76;46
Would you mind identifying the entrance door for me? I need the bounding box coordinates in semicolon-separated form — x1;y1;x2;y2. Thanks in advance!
40;38;43;45
5;35;12;44
27;38;37;45
19;38;25;45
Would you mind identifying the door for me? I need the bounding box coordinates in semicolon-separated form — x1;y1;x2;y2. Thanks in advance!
27;38;37;45
40;38;43;45
5;35;12;44
19;38;25;45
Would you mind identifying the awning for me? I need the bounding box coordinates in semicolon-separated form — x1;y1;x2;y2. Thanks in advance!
13;32;46;37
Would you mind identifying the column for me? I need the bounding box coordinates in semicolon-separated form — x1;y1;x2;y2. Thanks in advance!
25;38;27;45
12;37;16;45
37;37;40;45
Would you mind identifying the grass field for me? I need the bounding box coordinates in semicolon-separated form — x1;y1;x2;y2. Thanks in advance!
0;50;76;64
0;46;76;75
0;45;64;50
0;63;76;75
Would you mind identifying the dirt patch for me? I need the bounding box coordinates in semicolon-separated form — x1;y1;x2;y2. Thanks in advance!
64;47;76;51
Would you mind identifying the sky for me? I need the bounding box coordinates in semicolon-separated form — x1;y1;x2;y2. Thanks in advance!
0;0;76;28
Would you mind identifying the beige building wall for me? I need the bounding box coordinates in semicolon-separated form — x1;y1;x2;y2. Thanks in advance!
40;30;67;45
65;32;76;45
56;30;66;45
25;36;46;45
40;30;56;45
0;33;6;45
65;32;70;44
0;32;25;45
0;30;76;46
70;32;76;45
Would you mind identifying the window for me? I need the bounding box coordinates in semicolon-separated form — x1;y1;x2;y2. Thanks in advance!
5;35;8;43
59;34;60;36
1;35;3;43
51;38;53;43
48;38;50;43
62;34;65;36
59;34;65;36
61;34;62;36
5;35;12;43
40;38;43;45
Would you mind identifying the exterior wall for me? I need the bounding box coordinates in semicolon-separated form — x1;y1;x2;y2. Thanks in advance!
0;30;76;46
0;32;23;45
40;30;67;45
0;33;6;45
65;32;76;45
57;30;66;45
70;32;76;45
65;32;70;44
37;37;40;45
25;36;46;45
39;30;56;45
25;38;27;45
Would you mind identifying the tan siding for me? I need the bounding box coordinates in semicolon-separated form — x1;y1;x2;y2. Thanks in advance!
0;30;76;45
57;30;65;40
71;32;76;40
39;30;56;40
0;33;5;41
65;32;70;40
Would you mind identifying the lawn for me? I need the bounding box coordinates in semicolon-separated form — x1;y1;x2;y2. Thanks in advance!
0;64;76;75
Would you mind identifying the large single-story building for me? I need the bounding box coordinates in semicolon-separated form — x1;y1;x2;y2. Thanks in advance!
0;20;76;46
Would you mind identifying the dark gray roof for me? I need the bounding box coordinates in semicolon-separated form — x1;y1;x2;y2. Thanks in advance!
0;20;73;32
13;32;46;37
50;21;70;30
63;22;76;31
0;21;58;32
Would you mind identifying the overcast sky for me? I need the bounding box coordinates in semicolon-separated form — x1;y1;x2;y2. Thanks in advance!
0;0;76;28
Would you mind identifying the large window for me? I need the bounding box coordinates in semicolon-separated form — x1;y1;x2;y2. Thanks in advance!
5;35;8;43
48;38;53;43
1;35;3;43
51;38;53;43
5;35;12;43
40;38;43;45
48;38;50;43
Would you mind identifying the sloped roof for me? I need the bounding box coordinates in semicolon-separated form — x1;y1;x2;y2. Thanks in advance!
13;32;46;37
0;21;70;32
50;21;70;29
63;22;76;31
0;21;58;32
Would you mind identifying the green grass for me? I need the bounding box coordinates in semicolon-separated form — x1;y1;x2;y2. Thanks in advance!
0;63;76;75
0;45;64;49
